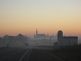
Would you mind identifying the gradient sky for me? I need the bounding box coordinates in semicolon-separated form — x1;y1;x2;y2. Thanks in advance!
0;0;81;36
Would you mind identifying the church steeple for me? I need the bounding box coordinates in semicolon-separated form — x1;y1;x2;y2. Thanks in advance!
36;28;38;35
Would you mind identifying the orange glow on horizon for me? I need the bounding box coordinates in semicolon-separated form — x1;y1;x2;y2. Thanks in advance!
0;0;81;36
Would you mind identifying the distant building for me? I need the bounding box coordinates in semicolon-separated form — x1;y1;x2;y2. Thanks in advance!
1;34;29;47
3;35;16;41
0;37;2;41
16;34;28;41
31;29;52;46
57;30;78;46
34;29;47;40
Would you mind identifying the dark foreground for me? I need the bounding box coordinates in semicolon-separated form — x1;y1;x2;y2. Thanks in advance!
0;45;81;61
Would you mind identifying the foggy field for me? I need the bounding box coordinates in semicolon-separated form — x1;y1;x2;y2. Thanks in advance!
52;46;81;61
0;47;26;61
0;0;81;61
0;45;80;61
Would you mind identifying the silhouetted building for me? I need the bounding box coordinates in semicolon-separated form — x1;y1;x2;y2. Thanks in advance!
16;34;28;41
57;30;63;41
3;34;28;41
34;29;47;39
57;30;78;46
3;35;15;41
0;34;29;47
32;29;52;46
0;37;2;41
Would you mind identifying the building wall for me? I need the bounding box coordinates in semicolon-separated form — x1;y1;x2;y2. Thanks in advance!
57;30;78;46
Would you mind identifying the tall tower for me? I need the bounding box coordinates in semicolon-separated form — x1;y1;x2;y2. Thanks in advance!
36;28;38;35
57;30;63;41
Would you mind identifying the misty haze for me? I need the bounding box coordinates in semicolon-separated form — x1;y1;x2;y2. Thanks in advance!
0;0;81;61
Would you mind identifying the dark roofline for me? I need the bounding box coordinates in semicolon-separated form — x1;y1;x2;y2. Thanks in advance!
63;36;78;38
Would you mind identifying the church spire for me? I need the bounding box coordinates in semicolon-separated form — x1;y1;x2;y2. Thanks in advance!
36;28;38;35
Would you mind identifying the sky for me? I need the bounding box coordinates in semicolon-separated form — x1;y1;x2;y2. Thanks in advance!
0;0;81;36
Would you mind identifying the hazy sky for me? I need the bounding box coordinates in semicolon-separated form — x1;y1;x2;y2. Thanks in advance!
0;0;81;36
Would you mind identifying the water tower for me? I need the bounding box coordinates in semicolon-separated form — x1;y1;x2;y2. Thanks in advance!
57;30;63;41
